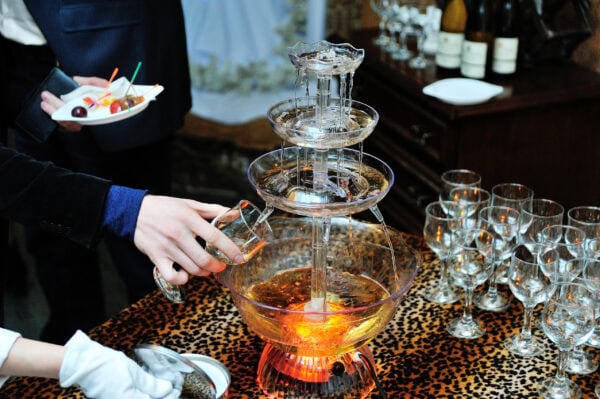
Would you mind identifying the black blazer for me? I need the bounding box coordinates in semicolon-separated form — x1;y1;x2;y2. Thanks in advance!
0;145;111;248
24;0;192;152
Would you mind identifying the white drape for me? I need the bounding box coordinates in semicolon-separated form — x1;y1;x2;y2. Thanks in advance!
181;0;327;125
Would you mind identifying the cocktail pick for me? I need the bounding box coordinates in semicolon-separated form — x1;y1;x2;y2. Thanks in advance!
106;67;119;87
125;61;142;97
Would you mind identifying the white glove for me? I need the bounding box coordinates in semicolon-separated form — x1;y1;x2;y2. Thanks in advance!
59;330;179;399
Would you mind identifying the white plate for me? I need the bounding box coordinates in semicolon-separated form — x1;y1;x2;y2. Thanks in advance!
422;78;503;105
51;77;164;125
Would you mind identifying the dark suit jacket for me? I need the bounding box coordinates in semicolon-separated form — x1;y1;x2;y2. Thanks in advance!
24;0;192;152
0;145;111;248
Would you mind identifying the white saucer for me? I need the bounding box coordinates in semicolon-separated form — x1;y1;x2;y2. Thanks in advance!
52;77;164;126
422;78;503;105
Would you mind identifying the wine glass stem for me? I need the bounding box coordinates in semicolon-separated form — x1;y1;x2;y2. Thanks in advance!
416;32;424;59
399;30;408;51
555;350;570;383
520;307;534;340
462;286;475;322
486;261;500;296
438;256;451;290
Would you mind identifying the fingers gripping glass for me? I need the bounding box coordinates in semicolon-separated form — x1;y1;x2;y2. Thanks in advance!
154;200;273;303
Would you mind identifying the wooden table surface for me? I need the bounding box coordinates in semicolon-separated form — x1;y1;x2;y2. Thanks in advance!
2;233;598;398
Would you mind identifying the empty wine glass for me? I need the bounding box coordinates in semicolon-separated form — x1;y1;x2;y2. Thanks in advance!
475;205;520;312
370;0;392;46
538;282;596;399
389;0;413;60
491;183;535;212
439;169;481;211
518;198;565;256
407;2;433;69
492;183;534;283
583;259;600;349
446;228;494;339
423;201;460;304
565;207;600;374
540;225;586;275
568;206;600;247
447;186;484;236
504;246;555;357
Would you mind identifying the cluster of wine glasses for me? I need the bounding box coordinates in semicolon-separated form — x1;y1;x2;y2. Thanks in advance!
370;0;441;69
423;168;600;399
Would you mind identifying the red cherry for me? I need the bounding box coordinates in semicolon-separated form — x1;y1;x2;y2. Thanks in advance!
110;101;121;114
71;106;88;118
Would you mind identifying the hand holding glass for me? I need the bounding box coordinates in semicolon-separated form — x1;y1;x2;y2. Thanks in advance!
205;199;273;265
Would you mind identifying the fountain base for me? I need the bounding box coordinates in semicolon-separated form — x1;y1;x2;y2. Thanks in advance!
257;343;377;399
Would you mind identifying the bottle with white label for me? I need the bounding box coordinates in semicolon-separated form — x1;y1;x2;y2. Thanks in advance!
435;0;467;69
460;0;494;79
492;0;519;74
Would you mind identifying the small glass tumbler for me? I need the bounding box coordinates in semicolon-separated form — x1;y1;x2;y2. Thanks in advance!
205;199;273;265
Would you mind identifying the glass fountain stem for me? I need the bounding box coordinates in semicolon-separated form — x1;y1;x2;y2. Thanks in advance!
313;149;329;193
309;216;331;312
316;74;331;126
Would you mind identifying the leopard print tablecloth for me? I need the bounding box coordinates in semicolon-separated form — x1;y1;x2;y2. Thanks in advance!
1;233;598;398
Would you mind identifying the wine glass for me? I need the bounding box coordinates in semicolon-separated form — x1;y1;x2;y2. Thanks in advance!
370;0;392;47
407;1;434;69
447;186;484;236
518;198;564;256
565;207;600;374
446;228;494;339
583;258;600;349
568;206;600;249
439;169;481;211
388;0;413;60
538;282;596;399
492;183;534;283
538;230;592;377
504;246;555;357
423;201;460;304
475;205;520;312
491;183;535;212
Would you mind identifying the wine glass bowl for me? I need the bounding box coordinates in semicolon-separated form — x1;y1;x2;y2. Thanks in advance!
518;198;564;255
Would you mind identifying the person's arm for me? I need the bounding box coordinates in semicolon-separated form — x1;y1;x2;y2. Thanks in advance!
0;144;110;248
102;188;244;284
0;328;179;398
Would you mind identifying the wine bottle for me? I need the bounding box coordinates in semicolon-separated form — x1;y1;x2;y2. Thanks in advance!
460;0;494;79
435;0;468;69
492;0;519;74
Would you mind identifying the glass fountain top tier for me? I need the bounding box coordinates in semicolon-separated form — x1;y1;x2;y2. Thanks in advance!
267;40;378;149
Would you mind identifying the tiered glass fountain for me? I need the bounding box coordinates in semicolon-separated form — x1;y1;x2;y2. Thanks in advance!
217;40;420;398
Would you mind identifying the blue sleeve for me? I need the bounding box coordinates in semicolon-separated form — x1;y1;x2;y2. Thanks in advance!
102;185;148;241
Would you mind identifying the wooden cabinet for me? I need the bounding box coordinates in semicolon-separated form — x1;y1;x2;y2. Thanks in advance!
348;29;600;234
